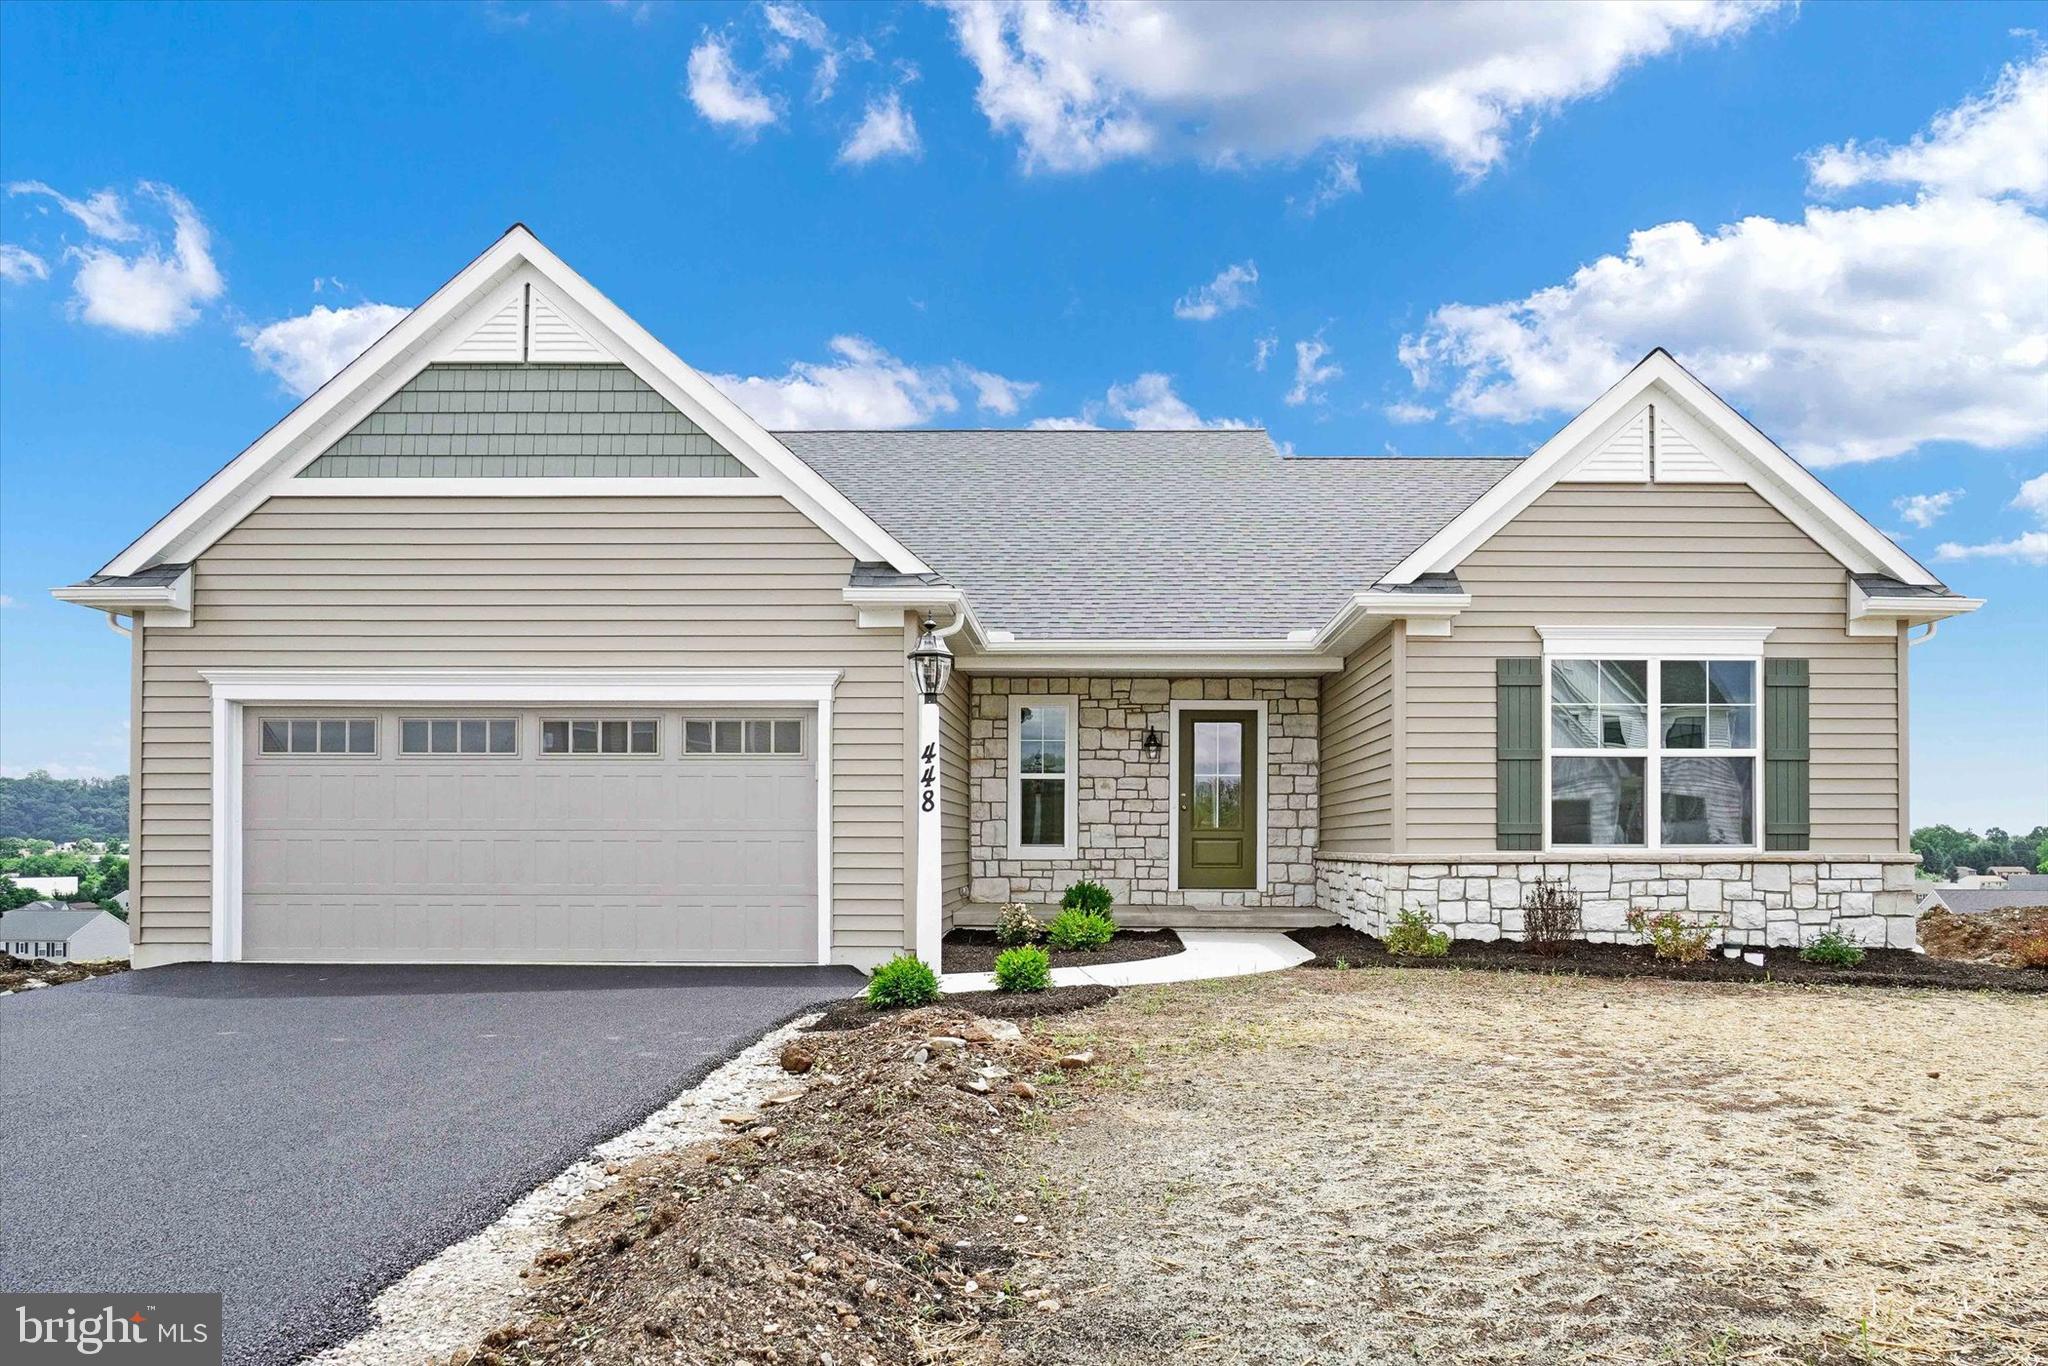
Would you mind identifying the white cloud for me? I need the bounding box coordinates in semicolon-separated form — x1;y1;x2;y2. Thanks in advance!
244;302;412;398
1894;489;1961;529
840;90;923;164
1937;471;2048;565
1285;334;1341;406
707;335;1035;428
0;244;48;282
1172;260;1258;321
1290;155;1361;216
941;0;1777;174
0;594;17;608
1383;400;1437;424
687;34;780;132
1252;333;1277;371
6;180;140;240
1808;52;2047;204
762;1;851;102
1033;372;1248;430
1398;194;2048;465
57;182;224;336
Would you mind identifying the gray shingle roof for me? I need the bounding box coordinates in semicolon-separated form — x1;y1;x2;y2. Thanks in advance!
0;907;105;940
1853;574;1963;599
82;562;189;588
1923;885;2048;915
778;429;1517;640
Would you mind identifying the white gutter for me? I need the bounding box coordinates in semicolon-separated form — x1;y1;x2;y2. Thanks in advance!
50;567;194;629
1846;579;1983;640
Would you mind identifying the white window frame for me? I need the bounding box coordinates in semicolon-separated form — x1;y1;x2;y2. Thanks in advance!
1006;694;1078;860
1537;626;1770;854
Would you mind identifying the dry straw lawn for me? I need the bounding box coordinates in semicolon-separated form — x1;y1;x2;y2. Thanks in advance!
999;969;2046;1365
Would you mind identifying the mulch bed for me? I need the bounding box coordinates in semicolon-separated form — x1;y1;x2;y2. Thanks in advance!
0;953;129;994
804;984;1117;1034
941;927;1183;973
442;1005;1094;1365
1287;925;2048;993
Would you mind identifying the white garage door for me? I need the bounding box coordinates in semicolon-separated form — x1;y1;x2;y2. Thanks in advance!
239;708;818;963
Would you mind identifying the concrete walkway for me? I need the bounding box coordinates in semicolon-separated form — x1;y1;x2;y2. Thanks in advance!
941;928;1313;994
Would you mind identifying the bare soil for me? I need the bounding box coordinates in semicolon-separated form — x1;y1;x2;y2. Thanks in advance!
803;984;1117;1034
1289;923;2048;992
439;1006;1100;1366
1919;904;2048;968
0;953;129;993
941;928;1183;973
999;970;2048;1365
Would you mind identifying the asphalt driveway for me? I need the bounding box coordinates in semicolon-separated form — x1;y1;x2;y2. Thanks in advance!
0;962;864;1365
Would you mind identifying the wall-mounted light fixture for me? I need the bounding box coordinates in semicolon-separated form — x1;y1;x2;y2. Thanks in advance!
1142;725;1163;758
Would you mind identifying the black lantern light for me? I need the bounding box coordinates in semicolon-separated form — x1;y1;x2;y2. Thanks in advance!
1143;726;1163;758
908;617;955;703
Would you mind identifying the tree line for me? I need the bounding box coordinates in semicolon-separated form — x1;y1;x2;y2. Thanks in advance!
1910;825;2048;879
0;772;128;842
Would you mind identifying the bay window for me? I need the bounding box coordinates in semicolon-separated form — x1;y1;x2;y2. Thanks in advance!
1548;655;1758;849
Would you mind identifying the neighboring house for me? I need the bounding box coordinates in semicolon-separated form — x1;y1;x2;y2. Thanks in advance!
0;906;131;961
1921;880;2048;916
112;888;132;913
12;875;81;899
53;228;1982;970
1986;865;2032;879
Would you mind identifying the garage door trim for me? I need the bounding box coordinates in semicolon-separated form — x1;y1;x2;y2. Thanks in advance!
201;668;843;963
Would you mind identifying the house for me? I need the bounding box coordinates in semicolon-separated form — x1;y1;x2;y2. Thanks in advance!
1922;875;2048;917
1986;865;2032;879
11;875;80;899
0;905;131;962
53;227;1981;971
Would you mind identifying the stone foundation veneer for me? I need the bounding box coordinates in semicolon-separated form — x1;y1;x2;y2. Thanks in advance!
1314;852;1922;950
969;675;1320;909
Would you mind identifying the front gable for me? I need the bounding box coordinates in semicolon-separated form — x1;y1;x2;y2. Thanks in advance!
97;226;927;578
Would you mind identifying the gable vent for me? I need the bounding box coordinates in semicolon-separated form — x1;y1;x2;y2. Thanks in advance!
444;294;524;361
528;289;613;363
1561;404;1650;482
1653;408;1739;482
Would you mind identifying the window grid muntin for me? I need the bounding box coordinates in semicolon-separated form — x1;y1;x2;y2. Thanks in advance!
681;717;805;757
259;717;377;756
1546;656;1760;850
399;716;519;756
539;716;660;756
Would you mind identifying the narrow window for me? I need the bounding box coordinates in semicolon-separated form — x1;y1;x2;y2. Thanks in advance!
1008;696;1076;858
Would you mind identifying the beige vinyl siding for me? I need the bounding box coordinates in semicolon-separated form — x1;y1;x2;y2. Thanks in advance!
938;666;970;927
134;495;907;957
1402;484;1903;856
1319;623;1399;853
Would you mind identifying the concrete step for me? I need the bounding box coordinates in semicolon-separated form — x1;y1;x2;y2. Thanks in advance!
952;902;1334;931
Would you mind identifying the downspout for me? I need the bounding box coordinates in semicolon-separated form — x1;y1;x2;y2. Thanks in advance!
104;612;133;638
1907;621;1939;646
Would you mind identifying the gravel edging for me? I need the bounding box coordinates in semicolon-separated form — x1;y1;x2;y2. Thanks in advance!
804;983;1117;1033
941;928;1182;973
308;1015;824;1366
1287;926;2048;992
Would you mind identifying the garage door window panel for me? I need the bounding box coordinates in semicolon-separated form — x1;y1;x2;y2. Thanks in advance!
400;717;519;756
541;717;660;756
683;717;805;757
260;717;376;756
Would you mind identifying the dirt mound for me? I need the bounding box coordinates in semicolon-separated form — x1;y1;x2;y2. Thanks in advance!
1918;903;2048;968
442;1006;1090;1365
0;954;129;993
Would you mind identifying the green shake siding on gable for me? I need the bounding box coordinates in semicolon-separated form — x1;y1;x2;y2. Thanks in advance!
299;364;754;479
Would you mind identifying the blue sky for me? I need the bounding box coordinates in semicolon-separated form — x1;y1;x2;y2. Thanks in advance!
2;0;2043;830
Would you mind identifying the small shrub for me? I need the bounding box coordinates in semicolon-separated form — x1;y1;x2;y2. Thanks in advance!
993;944;1053;993
1060;879;1115;916
1521;876;1582;957
2013;932;2048;970
866;953;940;1009
1046;908;1116;951
1624;906;1713;963
1799;929;1866;967
994;901;1043;946
1384;908;1450;957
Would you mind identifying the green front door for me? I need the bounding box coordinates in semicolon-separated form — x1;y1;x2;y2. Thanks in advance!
1178;711;1258;890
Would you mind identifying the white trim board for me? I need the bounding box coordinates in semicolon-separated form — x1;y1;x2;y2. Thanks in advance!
200;667;841;965
1380;350;1942;589
1166;698;1270;895
101;226;929;579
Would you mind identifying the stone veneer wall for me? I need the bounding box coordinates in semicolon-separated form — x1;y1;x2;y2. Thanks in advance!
969;676;1320;908
1315;853;1922;950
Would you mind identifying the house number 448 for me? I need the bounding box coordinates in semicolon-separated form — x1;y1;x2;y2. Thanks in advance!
920;742;937;813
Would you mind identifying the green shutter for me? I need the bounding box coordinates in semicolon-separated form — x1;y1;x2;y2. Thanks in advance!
1764;658;1810;851
1496;657;1543;851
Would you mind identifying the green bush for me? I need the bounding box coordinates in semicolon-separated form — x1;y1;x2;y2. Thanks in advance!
1060;879;1115;915
1384;908;1450;957
866;954;940;1009
1799;929;1866;967
993;945;1053;993
1624;906;1713;963
1045;908;1116;951
994;901;1043;946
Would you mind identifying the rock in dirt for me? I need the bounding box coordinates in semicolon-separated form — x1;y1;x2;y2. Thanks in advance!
1009;1081;1038;1100
1056;1049;1096;1070
779;1043;817;1074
